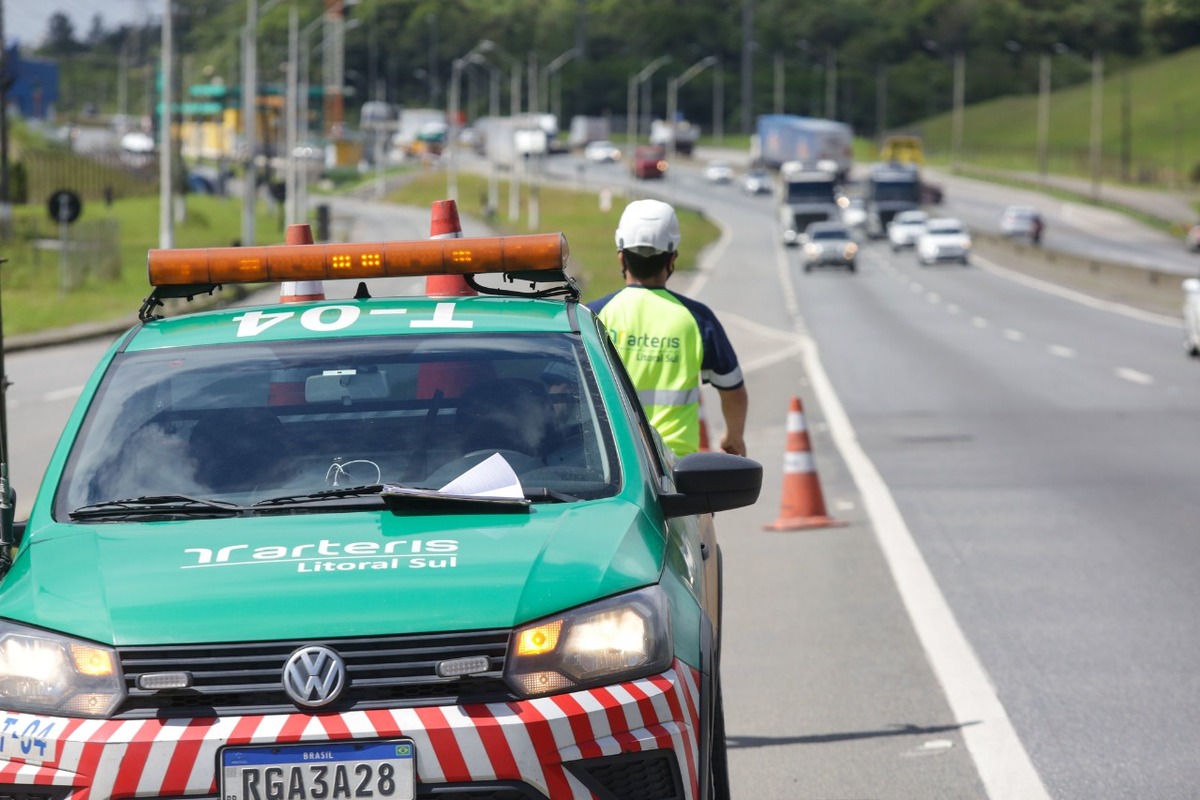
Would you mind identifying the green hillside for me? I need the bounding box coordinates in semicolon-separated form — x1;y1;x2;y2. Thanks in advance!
911;46;1200;187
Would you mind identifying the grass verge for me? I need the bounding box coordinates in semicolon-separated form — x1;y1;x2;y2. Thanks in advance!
0;168;721;338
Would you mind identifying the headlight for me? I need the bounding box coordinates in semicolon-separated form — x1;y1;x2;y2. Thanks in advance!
844;242;858;258
803;242;819;257
0;621;124;717
505;586;672;698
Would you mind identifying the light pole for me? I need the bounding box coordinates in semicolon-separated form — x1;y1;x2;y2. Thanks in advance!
1036;43;1068;185
1089;49;1104;201
448;41;492;202
952;49;965;169
923;40;965;169
666;55;718;171
626;55;671;170
160;0;174;249
541;47;580;123
475;40;522;221
242;0;291;247
294;13;360;227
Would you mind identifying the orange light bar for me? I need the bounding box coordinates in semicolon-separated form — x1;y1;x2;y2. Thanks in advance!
147;233;569;287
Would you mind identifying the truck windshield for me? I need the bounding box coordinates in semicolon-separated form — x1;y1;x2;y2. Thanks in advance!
870;180;921;203
785;182;835;204
54;334;620;519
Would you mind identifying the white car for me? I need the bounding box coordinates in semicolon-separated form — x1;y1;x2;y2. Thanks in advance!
887;209;928;251
741;169;772;195
839;196;866;229
119;130;156;154
703;160;735;184
1184;278;1200;357
917;217;973;265
583;140;621;163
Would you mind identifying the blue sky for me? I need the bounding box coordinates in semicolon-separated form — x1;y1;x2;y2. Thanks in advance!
6;0;148;46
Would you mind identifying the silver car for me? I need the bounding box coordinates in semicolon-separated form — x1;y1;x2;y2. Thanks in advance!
802;221;858;273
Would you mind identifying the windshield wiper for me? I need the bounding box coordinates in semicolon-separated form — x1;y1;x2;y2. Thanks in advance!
523;487;582;503
70;495;244;521
253;484;389;508
380;485;530;514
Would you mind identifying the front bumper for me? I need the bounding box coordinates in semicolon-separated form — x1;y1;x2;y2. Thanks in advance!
0;662;701;800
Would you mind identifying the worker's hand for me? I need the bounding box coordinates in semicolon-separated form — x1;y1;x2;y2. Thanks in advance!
720;433;747;457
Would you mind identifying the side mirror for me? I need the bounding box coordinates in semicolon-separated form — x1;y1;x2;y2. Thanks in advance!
659;451;763;518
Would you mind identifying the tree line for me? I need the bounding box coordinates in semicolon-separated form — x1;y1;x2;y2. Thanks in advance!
31;0;1200;139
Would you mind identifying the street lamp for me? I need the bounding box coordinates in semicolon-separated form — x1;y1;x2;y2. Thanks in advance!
475;39;523;220
292;13;361;227
626;56;671;168
923;40;965;169
666;55;718;170
541;47;580;123
1037;43;1069;185
1089;49;1104;201
448;41;492;201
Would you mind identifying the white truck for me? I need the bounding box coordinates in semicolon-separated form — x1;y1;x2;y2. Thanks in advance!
567;115;611;149
650;119;700;156
777;161;841;247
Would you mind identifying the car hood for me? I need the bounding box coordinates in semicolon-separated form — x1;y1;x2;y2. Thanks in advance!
1;502;664;646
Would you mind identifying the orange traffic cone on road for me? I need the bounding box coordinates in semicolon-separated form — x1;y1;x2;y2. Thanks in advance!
279;223;325;303
763;396;846;531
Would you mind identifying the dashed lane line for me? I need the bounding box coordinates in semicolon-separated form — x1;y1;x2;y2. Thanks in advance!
1115;367;1155;385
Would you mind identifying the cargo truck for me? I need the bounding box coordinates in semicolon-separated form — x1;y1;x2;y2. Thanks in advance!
754;114;853;182
864;163;923;239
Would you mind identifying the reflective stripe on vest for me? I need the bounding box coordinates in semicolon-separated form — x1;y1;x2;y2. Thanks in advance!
637;387;701;408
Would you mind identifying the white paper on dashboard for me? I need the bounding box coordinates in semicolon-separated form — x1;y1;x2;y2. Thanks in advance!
438;453;524;498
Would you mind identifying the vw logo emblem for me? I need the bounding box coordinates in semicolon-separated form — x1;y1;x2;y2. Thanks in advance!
282;645;346;708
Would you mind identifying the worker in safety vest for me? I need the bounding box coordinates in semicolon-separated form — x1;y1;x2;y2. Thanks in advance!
588;199;748;457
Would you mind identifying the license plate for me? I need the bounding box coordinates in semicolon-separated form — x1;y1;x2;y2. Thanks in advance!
220;740;415;800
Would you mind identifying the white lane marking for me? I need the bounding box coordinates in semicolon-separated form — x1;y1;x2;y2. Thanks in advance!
773;243;1051;800
946;304;961;315
1115;367;1155;385
46;386;84;402
1048;345;1076;358
741;341;806;373
927;293;942;304
686;213;735;298
972;317;989;329
1002;329;1025;342
971;252;1180;327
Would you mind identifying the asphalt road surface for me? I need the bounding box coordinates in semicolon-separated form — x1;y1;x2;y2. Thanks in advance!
7;151;1200;798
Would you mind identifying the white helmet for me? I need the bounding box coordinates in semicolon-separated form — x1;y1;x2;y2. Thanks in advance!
615;199;680;256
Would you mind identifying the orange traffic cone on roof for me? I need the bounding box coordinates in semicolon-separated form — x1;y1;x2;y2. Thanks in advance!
425;199;476;297
416;200;489;399
763;396;847;531
279;223;325;302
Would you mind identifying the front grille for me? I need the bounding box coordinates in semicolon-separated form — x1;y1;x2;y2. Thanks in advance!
418;783;545;800
0;787;73;800
116;631;513;718
565;751;684;800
